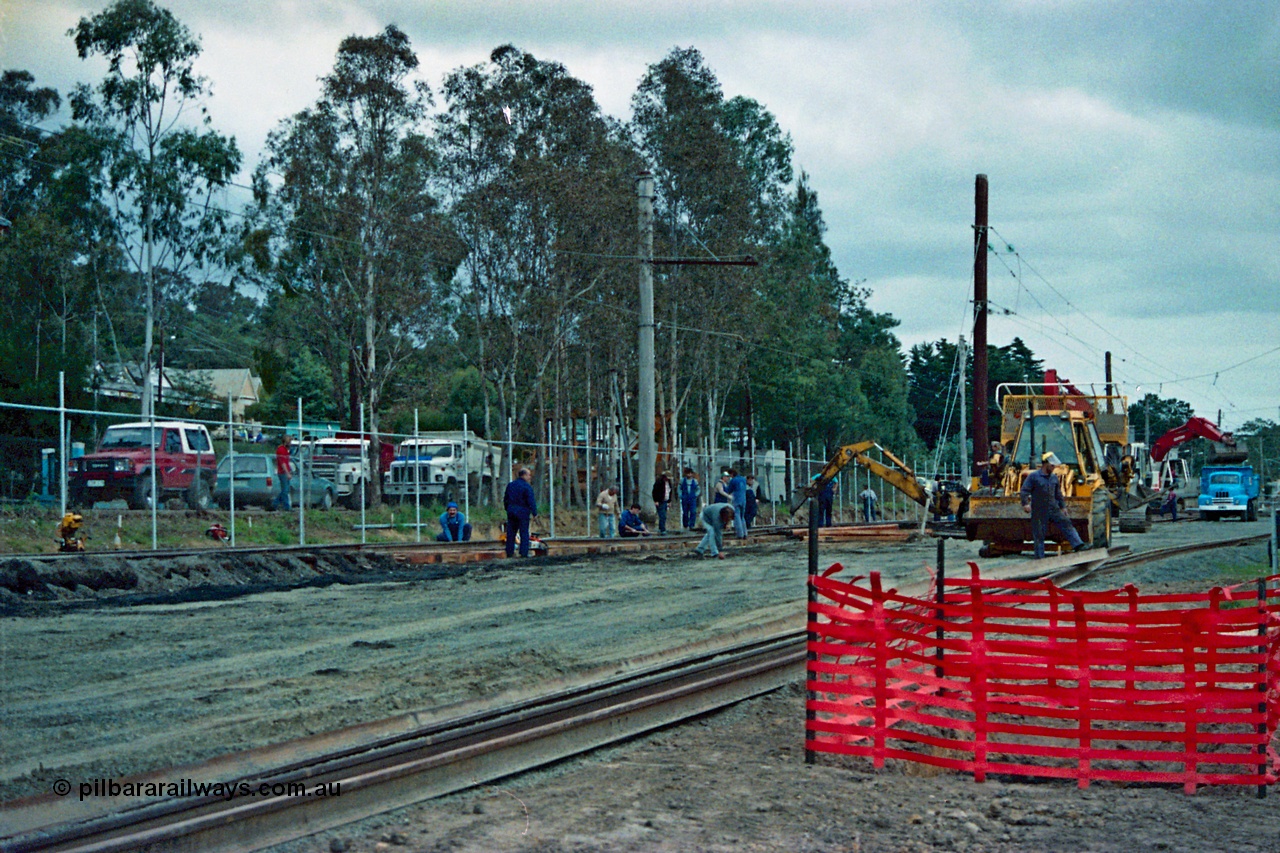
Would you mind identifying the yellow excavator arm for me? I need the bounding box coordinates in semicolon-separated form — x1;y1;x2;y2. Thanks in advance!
792;441;934;512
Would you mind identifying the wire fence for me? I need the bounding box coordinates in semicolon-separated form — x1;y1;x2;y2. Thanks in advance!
2;381;964;551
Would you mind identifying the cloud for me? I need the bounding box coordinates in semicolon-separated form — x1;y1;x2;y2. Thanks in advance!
4;0;1276;427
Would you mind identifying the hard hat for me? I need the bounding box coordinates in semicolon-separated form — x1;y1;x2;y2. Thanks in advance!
446;502;458;509
1041;452;1060;466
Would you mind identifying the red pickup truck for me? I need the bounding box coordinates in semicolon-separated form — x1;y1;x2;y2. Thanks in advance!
69;421;217;510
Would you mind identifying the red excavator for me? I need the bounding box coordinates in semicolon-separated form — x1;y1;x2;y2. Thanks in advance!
1146;417;1247;505
1150;417;1247;464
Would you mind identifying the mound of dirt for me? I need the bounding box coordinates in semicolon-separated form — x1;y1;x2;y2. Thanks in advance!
0;549;409;611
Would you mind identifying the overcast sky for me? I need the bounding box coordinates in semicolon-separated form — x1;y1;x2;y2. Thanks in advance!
3;0;1278;432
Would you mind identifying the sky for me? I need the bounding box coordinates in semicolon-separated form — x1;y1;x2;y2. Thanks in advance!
3;0;1278;433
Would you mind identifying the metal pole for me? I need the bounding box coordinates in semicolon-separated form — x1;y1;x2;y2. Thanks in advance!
58;371;66;519
586;414;593;537
547;418;555;539
414;410;421;543
360;403;366;544
149;403;157;550
228;393;235;547
935;537;946;684
958;335;968;480
463;412;471;522
507;416;514;485
298;397;305;546
1257;577;1267;799
805;488;820;765
637;172;657;517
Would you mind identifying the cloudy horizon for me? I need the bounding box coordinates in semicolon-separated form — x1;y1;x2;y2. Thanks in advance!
3;0;1277;430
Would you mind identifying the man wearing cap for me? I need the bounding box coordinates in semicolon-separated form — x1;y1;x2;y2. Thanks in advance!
1020;452;1090;559
437;502;472;542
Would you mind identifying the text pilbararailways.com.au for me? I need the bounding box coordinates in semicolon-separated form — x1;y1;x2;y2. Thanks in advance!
56;777;342;802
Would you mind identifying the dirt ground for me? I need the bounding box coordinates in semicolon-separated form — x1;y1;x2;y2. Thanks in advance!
1;516;1276;851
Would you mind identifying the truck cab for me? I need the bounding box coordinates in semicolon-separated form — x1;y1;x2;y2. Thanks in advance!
1197;466;1259;521
383;431;500;505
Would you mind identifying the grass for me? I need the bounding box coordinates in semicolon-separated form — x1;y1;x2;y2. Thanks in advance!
0;499;585;556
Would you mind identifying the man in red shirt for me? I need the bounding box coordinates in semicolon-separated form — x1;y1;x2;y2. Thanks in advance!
274;437;294;511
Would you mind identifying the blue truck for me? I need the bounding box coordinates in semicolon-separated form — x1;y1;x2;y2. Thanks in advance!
1197;465;1260;521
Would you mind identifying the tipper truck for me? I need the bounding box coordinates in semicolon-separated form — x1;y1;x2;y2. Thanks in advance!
383;431;501;504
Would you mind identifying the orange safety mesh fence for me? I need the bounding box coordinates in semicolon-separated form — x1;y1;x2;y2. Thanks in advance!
806;563;1280;793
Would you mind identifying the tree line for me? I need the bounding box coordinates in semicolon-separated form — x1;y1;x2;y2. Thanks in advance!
7;0;1261;502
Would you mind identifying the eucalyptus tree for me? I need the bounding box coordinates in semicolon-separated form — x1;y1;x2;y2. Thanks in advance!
436;45;640;461
69;0;241;417
631;47;793;455
253;25;458;502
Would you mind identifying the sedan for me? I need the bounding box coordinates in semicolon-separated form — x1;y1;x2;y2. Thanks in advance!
213;454;336;510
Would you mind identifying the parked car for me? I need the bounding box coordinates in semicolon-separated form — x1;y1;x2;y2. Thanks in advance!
69;420;216;510
213;454;336;510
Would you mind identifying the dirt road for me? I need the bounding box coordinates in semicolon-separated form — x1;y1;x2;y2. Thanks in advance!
1;518;1275;851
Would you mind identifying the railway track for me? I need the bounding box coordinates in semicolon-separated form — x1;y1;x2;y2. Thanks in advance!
1;632;805;853
1;532;1270;852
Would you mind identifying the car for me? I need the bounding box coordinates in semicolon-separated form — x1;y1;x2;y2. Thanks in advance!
213;453;336;510
69;421;217;510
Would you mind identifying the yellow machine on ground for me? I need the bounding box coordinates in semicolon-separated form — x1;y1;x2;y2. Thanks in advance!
966;386;1127;556
57;512;87;552
792;441;968;520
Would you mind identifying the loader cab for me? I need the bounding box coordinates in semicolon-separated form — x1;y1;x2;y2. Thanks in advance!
1008;412;1107;483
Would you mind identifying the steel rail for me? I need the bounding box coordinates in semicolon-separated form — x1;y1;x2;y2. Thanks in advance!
3;533;1268;850
2;633;806;853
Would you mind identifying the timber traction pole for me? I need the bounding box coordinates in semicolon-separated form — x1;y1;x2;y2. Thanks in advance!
972;174;989;476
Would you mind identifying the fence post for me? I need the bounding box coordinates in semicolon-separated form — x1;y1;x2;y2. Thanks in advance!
298;397;305;546
1257;578;1268;799
972;564;988;783
415;410;421;543
359;403;366;544
547;419;555;539
58;371;66;519
228;393;235;547
1073;592;1094;790
805;487;820;765
149;405;157;551
935;537;945;684
463;412;470;523
586;416;593;537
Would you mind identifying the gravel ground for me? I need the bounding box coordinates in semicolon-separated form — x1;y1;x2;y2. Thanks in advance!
1;515;1275;851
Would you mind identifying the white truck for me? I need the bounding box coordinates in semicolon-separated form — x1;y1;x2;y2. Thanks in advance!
383;431;501;505
304;436;387;510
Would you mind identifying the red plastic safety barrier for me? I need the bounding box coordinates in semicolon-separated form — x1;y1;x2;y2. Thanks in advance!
806;564;1280;793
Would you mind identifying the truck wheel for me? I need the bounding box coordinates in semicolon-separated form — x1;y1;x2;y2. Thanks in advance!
1091;489;1112;549
344;487;369;510
186;476;212;511
1246;500;1257;522
129;477;154;511
68;486;88;510
443;481;457;505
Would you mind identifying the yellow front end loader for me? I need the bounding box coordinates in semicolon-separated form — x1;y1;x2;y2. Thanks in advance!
966;390;1119;556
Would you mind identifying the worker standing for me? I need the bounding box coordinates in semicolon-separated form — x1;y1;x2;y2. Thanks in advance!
859;486;878;522
728;468;748;538
273;436;293;511
503;467;538;557
596;485;620;538
1020;452;1090;559
679;468;700;530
